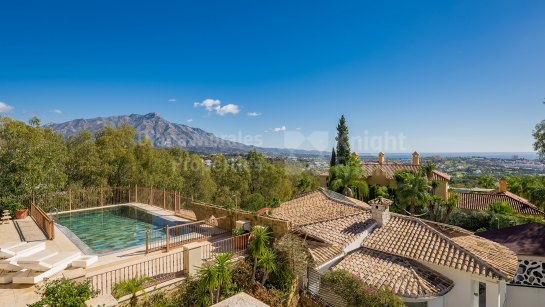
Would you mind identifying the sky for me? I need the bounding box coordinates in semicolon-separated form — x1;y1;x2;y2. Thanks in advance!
1;0;544;153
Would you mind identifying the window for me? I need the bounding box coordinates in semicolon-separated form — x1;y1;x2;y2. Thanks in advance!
405;302;427;307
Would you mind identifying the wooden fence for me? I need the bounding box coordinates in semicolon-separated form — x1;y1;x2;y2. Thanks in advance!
145;217;228;254
87;249;184;295
30;202;55;240
25;185;192;214
201;233;250;261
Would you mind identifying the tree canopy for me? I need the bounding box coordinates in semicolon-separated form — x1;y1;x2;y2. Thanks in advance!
0;116;310;212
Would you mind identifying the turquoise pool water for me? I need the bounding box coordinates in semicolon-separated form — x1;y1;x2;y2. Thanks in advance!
56;205;183;254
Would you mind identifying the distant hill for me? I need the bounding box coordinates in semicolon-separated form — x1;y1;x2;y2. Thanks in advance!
45;112;254;153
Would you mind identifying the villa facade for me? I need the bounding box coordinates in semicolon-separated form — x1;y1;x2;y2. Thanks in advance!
271;189;519;307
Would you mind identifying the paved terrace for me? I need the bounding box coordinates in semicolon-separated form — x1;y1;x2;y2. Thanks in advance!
0;203;228;306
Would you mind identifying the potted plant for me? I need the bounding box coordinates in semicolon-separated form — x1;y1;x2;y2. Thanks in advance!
232;227;247;250
14;203;28;219
0;197;27;220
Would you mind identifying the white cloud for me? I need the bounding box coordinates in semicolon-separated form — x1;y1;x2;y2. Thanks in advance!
274;126;287;132
168;98;176;102
187;118;193;123
193;99;240;116
194;98;221;111
296;127;301;130
52;109;63;114
216;104;240;116
247;112;261;117
0;102;14;113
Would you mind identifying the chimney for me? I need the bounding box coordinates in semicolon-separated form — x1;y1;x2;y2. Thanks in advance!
378;152;385;165
412;151;420;166
369;197;392;226
499;178;508;193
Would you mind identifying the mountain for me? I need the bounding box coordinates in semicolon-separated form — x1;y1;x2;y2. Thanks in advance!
45;113;254;153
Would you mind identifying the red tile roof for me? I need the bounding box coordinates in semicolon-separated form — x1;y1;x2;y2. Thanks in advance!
298;211;373;248
361;214;518;280
455;191;545;216
256;207;271;215
362;161;451;181
333;248;454;298
271;189;369;226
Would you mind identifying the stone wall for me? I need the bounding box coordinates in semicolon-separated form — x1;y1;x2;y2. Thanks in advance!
190;201;291;238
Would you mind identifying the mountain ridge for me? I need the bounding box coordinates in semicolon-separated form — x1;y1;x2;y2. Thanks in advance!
45;112;256;153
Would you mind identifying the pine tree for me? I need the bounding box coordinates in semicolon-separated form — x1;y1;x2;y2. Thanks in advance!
335;115;351;165
330;147;337;167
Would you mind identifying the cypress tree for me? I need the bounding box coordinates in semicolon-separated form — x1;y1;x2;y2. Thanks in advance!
335;115;350;165
330;147;337;167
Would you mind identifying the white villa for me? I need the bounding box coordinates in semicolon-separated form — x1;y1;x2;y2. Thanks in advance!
270;188;520;307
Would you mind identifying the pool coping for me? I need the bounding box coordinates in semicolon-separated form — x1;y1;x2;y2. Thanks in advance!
53;203;189;256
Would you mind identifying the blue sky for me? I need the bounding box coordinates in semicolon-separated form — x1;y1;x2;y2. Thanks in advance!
1;0;544;152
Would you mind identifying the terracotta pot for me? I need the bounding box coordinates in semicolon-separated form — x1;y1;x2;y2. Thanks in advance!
14;208;28;219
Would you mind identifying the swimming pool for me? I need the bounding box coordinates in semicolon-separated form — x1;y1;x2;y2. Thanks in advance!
55;205;184;255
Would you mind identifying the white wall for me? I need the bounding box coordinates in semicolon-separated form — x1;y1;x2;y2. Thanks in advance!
416;260;505;307
505;285;545;307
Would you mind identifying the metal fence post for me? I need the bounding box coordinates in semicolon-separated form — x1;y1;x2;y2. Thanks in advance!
69;190;72;211
163;189;166;209
145;230;149;254
165;225;170;252
135;184;138;203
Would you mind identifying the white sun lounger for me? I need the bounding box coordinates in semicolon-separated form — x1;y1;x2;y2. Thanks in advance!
0;242;47;283
0;241;28;258
13;251;81;284
0;242;47;271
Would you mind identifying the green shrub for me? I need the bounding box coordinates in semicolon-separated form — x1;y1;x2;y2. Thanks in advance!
448;210;492;231
242;193;267;212
321;270;403;307
448;210;541;232
488;213;519;230
140;291;172;307
170;275;211;307
232;227;246;236
488;201;513;215
267;259;294;294
29;278;98;307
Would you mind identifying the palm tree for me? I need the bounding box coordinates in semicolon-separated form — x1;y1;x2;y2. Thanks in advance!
329;164;368;199
396;171;430;215
258;249;277;285
112;275;155;307
442;192;459;223
214;253;234;303
249;226;271;282
422;161;437;180
197;263;219;304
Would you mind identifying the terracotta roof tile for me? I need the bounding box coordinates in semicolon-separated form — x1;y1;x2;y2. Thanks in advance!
455;191;545;216
271;189;369;226
306;240;343;265
362;161;450;181
361;214;518;280
298;211;373;248
333;248;454;298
